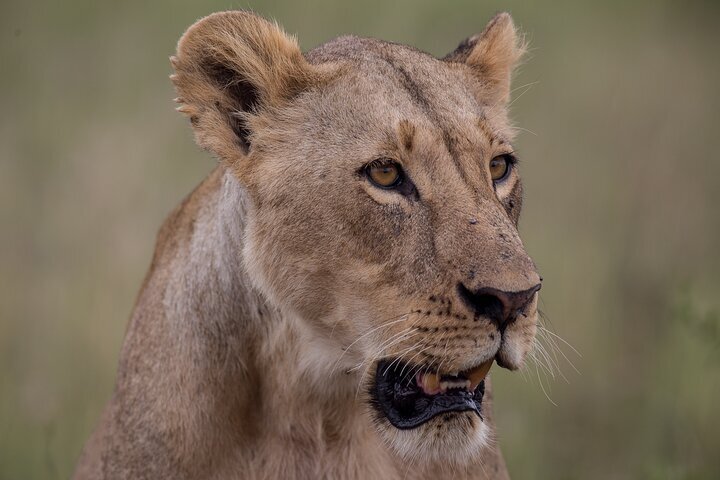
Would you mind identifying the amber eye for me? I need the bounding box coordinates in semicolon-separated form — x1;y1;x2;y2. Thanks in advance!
489;155;512;182
365;160;403;188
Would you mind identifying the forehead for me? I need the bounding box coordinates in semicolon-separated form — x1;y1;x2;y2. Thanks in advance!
304;36;514;150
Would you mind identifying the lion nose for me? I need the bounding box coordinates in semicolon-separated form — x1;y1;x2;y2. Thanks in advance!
457;282;541;329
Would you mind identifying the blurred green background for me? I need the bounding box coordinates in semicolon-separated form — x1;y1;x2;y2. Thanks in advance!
2;0;719;478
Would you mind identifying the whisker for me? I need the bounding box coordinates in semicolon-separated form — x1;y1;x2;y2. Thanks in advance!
356;339;423;399
399;344;435;383
528;348;554;378
533;356;558;407
330;312;411;374
535;329;569;382
435;330;452;375
509;80;541;95
511;126;538;137
507;82;535;109
538;324;582;357
536;328;581;376
346;330;422;373
535;336;560;373
382;342;423;376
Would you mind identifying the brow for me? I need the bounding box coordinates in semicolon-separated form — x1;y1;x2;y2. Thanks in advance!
477;117;510;147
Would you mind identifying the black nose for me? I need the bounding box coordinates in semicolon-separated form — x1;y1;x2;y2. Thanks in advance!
457;282;541;329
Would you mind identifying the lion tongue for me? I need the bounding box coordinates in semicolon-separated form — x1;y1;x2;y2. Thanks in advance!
415;359;494;395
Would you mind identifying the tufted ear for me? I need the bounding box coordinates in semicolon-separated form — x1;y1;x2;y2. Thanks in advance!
443;12;526;105
171;11;317;164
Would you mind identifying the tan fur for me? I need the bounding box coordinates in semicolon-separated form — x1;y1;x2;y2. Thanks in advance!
74;11;539;479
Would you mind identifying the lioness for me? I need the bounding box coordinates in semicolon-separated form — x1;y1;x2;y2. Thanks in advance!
74;10;541;480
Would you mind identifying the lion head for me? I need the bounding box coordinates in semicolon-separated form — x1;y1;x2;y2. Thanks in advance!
172;11;540;467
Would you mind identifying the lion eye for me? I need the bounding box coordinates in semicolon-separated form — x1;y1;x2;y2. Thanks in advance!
365;160;403;189
489;155;512;183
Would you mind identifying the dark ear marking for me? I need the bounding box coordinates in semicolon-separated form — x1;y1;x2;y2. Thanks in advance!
442;34;481;63
203;61;260;153
442;12;525;105
171;11;323;165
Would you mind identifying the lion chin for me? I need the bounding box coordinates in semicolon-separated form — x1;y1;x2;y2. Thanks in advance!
370;358;495;466
380;412;489;465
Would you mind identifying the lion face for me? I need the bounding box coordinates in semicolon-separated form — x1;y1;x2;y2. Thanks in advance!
173;11;538;466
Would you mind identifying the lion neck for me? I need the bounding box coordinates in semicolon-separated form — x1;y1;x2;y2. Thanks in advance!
157;169;385;469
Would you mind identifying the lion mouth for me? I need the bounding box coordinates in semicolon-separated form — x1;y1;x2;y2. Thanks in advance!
371;358;494;429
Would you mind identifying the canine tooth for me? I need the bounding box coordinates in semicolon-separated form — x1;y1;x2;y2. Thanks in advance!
467;359;494;390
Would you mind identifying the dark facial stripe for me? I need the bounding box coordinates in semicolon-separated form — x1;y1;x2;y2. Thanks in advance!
395;65;459;164
477;118;496;145
382;57;475;188
393;63;434;115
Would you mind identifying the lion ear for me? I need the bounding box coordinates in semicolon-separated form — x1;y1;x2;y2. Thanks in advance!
171;11;316;163
444;12;525;105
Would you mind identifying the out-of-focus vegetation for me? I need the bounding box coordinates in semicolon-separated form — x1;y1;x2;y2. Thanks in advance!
1;0;719;478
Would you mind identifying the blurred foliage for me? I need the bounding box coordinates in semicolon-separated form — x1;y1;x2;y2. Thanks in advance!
1;0;719;478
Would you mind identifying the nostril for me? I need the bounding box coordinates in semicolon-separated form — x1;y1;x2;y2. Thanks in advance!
457;284;505;326
457;282;541;328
